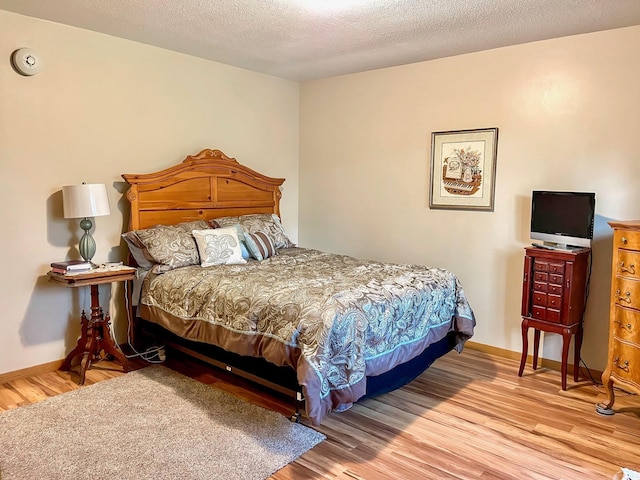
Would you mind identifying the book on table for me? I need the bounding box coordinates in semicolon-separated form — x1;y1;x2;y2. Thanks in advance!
50;260;92;272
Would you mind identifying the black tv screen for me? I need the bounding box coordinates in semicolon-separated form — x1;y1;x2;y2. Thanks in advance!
530;191;595;248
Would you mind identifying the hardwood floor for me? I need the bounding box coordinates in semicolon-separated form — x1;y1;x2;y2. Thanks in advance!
1;348;638;479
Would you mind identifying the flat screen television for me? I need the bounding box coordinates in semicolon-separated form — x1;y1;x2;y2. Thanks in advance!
530;190;596;249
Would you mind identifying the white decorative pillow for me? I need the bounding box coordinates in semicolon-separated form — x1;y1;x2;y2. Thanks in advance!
192;227;247;267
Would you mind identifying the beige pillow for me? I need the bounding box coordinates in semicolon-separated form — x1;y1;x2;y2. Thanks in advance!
192;227;246;267
128;220;210;273
121;231;156;269
211;213;294;249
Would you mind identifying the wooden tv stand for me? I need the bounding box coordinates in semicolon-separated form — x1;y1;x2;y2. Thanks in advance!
518;246;591;390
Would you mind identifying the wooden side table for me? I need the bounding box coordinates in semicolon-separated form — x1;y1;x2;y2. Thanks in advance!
48;266;137;385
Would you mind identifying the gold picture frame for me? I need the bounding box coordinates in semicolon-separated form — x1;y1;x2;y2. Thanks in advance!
429;127;499;211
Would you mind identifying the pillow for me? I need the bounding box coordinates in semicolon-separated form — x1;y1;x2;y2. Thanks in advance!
121;232;156;270
231;224;251;260
209;221;252;257
239;236;251;260
243;230;277;261
126;220;210;273
192;227;247;267
212;214;294;250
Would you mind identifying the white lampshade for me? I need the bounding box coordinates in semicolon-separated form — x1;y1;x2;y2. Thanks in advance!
62;184;111;219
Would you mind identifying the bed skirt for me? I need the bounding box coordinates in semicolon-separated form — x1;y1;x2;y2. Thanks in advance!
136;318;457;413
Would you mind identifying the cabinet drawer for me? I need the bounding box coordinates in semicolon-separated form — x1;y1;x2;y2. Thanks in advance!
614;230;640;251
617;250;640;281
533;281;548;292
548;283;562;295
610;339;640;386
533;292;547;306
613;306;640;343
534;261;549;272
546;309;561;323
549;273;563;285
547;294;562;309
532;306;546;320
612;277;640;310
534;272;548;282
548;263;565;275
530;306;561;323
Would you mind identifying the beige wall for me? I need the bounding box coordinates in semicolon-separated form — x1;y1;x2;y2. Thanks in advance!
2;8;639;378
0;10;300;375
299;26;640;372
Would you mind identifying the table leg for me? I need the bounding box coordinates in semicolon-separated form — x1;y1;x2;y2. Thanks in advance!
77;314;98;385
60;283;129;384
98;312;130;372
532;329;541;370
60;310;90;371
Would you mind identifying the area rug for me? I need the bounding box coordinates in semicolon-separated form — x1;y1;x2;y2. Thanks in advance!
0;366;325;480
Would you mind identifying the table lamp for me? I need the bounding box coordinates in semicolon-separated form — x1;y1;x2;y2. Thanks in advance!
62;183;111;263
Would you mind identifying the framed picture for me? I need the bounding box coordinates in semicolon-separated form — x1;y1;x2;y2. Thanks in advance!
429;127;499;211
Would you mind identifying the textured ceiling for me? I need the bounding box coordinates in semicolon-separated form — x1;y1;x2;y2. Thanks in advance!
1;0;639;81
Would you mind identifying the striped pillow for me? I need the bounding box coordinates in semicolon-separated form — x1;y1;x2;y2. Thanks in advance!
244;230;277;261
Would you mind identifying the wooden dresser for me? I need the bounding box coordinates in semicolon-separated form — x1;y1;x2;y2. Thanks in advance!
596;220;640;415
518;246;591;390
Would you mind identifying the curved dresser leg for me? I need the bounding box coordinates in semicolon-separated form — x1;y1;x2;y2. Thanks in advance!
596;373;616;415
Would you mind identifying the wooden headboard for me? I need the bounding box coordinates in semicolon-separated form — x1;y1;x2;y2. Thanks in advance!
122;149;285;230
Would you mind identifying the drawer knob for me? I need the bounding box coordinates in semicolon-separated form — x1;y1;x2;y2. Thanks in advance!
614;319;633;333
615;289;632;304
622;237;628;245
618;262;636;274
613;356;630;372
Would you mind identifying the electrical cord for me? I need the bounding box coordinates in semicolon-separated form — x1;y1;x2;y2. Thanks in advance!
584;249;593;304
580;357;600;386
79;283;160;364
111;277;166;364
578;250;597;386
105;307;165;364
580;356;637;397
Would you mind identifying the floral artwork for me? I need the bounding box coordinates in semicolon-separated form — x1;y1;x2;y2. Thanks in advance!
430;128;498;211
442;143;484;196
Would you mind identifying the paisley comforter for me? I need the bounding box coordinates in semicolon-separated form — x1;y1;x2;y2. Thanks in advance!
139;247;476;425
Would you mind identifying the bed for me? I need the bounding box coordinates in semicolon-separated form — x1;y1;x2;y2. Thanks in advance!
122;148;476;425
